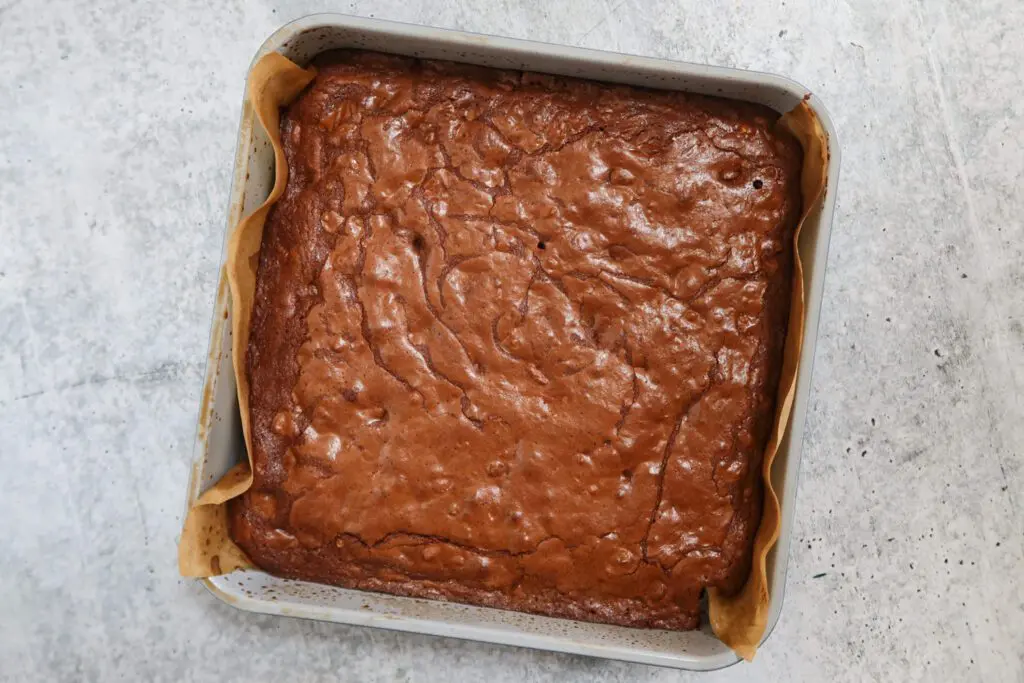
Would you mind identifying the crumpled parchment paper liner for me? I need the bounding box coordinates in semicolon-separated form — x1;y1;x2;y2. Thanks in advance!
708;99;829;660
177;53;830;662
178;53;315;577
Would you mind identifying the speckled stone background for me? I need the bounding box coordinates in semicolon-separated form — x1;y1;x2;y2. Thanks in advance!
2;0;1022;681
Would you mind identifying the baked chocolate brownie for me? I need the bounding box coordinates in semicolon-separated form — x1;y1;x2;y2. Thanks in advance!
230;50;803;629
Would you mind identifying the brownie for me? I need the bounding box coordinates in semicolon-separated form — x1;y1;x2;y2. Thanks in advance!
229;50;803;630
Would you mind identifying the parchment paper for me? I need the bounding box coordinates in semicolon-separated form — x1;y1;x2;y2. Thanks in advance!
177;53;315;577
178;53;829;660
708;100;829;660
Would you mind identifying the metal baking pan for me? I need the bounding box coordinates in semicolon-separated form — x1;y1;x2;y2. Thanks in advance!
184;13;840;671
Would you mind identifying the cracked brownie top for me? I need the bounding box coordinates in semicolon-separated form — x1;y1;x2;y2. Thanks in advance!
230;50;803;630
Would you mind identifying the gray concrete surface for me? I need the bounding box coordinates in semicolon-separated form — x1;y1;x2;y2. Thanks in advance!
1;0;1022;681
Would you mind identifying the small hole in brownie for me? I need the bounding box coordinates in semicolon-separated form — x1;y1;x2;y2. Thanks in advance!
412;235;426;251
752;179;764;189
537;241;546;250
621;469;633;480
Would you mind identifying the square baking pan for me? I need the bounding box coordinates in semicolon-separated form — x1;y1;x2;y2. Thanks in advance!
184;13;840;671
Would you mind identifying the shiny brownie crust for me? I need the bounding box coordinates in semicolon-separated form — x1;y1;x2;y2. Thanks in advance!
230;50;803;630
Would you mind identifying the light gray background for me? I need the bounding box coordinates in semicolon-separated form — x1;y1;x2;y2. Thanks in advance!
2;0;1022;681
